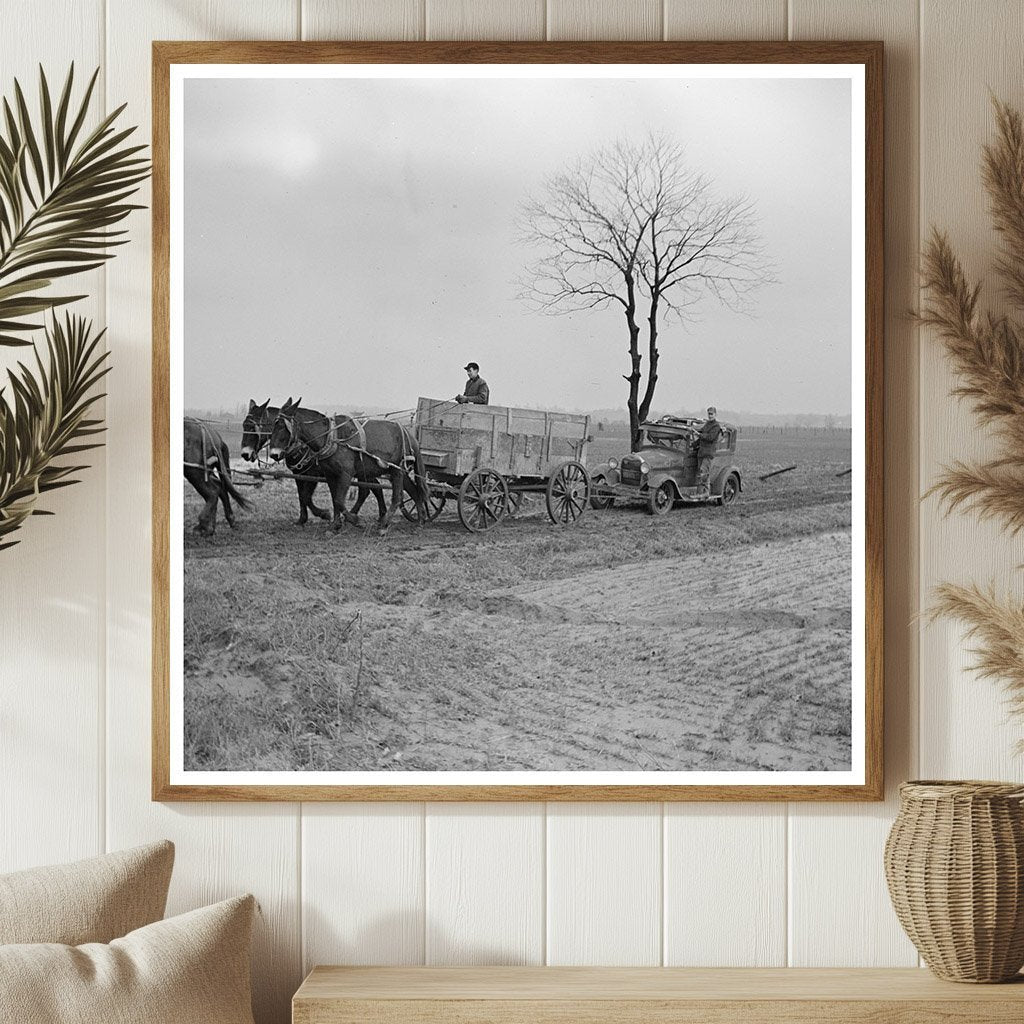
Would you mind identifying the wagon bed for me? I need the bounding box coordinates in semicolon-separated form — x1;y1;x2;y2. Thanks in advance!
405;397;592;531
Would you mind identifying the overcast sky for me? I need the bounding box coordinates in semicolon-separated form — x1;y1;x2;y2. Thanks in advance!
183;73;852;415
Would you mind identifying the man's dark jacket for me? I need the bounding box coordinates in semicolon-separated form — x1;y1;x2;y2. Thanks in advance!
697;418;723;457
463;377;490;404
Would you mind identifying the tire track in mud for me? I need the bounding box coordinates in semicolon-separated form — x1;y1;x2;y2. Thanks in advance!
368;584;853;772
475;531;851;631
477;593;848;631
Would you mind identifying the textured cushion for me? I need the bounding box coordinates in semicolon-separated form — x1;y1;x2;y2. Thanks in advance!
0;894;256;1024
0;840;174;945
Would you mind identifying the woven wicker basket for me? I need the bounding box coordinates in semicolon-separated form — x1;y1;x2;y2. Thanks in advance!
885;780;1024;982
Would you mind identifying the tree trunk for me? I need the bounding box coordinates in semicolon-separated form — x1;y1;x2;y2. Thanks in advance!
622;272;643;449
637;293;660;427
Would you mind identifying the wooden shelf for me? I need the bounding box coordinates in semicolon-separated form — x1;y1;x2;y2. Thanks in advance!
293;966;1024;1023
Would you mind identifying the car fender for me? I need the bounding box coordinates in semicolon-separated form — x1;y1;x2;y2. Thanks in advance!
591;463;620;487
711;464;742;494
647;470;681;498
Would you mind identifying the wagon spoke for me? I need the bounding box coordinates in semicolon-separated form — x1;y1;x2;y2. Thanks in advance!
458;468;509;532
545;461;590;526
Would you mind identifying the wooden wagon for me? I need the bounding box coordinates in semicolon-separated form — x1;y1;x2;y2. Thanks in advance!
400;397;592;532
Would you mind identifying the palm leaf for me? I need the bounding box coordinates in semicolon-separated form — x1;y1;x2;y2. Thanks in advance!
0;65;149;345
0;313;110;547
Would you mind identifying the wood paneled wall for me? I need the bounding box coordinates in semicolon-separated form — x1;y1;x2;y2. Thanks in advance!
3;2;1021;1022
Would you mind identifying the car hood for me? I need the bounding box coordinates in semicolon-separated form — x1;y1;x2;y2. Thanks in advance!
622;447;683;469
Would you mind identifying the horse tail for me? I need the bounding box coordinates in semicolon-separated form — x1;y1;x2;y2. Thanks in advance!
216;441;253;511
222;472;253;512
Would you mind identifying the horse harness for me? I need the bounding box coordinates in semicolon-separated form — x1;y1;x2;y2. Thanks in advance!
275;412;419;485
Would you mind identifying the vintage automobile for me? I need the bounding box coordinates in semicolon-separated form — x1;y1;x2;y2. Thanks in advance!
589;416;742;514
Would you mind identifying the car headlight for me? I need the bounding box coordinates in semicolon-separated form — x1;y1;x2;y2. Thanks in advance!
640;462;650;475
608;458;618;470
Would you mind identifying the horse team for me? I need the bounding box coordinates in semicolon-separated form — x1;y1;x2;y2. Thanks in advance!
184;398;430;535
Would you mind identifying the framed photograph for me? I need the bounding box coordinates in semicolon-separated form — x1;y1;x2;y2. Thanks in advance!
153;41;883;801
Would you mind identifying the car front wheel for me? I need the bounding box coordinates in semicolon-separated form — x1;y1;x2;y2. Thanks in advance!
590;475;615;510
648;481;674;516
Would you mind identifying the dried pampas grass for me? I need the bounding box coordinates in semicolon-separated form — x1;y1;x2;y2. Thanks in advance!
920;98;1024;719
932;584;1024;723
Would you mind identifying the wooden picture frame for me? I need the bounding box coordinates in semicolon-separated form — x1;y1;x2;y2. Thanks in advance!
153;41;883;801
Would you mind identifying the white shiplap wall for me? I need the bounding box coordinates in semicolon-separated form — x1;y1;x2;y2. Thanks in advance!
3;2;1022;1021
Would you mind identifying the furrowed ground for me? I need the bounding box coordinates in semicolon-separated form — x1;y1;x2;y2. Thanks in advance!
183;427;854;772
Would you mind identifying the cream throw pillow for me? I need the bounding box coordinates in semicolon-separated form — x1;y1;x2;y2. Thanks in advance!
0;840;174;945
0;894;256;1024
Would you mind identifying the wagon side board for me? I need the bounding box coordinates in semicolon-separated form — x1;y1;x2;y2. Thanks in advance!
415;398;589;480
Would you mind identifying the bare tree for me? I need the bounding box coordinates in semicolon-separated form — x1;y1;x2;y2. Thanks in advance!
519;135;773;448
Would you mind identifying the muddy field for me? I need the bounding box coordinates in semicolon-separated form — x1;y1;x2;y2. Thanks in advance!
183;428;853;773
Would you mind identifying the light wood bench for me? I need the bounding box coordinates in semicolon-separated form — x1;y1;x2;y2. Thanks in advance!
292;966;1024;1022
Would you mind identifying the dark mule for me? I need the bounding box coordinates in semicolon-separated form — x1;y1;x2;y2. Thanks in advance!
183;417;252;535
241;398;387;526
242;398;330;526
267;397;430;530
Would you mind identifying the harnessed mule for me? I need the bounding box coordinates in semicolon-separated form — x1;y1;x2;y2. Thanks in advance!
241;398;387;525
268;397;430;529
183;416;251;535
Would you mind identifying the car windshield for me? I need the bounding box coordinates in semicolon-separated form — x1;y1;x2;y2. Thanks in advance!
642;428;688;450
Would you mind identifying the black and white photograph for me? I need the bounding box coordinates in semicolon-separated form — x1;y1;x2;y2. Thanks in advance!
163;49;878;797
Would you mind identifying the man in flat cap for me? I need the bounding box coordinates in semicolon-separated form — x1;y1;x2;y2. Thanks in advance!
456;362;490;405
696;405;724;496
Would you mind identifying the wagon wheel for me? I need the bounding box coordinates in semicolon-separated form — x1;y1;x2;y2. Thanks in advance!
458;469;509;532
545;461;590;525
400;486;447;523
